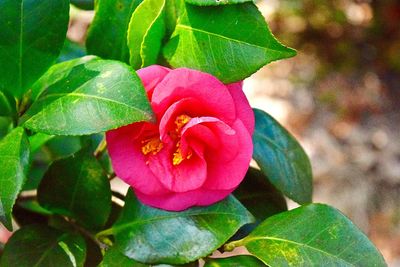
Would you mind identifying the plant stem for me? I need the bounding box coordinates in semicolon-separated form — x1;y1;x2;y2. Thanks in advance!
93;138;107;159
223;239;247;252
95;228;114;240
108;172;116;181
66;218;104;248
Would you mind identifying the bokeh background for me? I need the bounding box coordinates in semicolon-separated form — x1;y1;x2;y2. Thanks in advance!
2;0;398;265
248;0;400;265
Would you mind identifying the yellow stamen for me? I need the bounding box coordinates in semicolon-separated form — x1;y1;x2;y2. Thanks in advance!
172;142;193;165
173;148;184;165
141;137;163;155
171;114;193;165
175;114;191;133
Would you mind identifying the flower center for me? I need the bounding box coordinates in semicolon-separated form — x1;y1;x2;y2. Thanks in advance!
172;114;192;165
173;142;193;165
175;114;191;132
141;137;163;155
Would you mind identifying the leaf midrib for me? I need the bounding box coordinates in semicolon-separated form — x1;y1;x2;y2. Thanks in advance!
253;131;298;155
27;92;152;121
176;24;287;53
33;233;70;267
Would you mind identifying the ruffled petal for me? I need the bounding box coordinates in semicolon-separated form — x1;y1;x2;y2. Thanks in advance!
203;119;253;190
226;82;255;134
151;68;236;125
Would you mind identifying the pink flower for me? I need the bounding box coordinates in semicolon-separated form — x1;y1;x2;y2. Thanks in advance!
106;66;254;211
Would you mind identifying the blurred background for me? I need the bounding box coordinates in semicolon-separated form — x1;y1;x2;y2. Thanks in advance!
2;0;398;265
248;0;400;265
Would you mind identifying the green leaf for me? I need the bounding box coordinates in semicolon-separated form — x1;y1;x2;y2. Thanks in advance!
0;225;86;267
29;133;54;153
22;57;153;136
234;167;287;221
86;0;143;63
38;149;112;230
204;256;265;267
185;0;252;6
30;56;95;101
0;127;30;230
243;204;386;267
0;92;16;118
163;2;296;83
252;108;312;204
99;246;149;267
128;0;166;69
71;0;94;10
17;199;52;216
0;0;69;98
0;117;13;139
110;191;254;265
165;0;184;36
57;39;86;63
100;246;199;267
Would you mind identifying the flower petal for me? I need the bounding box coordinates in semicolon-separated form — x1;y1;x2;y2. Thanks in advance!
203;119;253;190
137;65;171;99
134;187;233;211
106;124;168;195
148;139;208;193
152;68;236;125
226;82;255;134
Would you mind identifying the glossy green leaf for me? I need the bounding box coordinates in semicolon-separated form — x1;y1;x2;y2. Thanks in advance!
38;149;112;230
0;127;30;230
252;108;312;204
243;204;386;267
128;0;166;69
71;0;94;10
204;256;265;267
0;0;69;98
0;225;86;267
99;246;153;267
86;0;143;63
100;246;199;267
234;167;287;221
30;56;95;101
23;57;153;135
57;39;86;63
163;2;296;83
185;0;252;6
17;199;52;216
111;191;254;264
0;92;16;117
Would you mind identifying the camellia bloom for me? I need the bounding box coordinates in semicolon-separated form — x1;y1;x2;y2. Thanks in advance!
106;66;254;211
